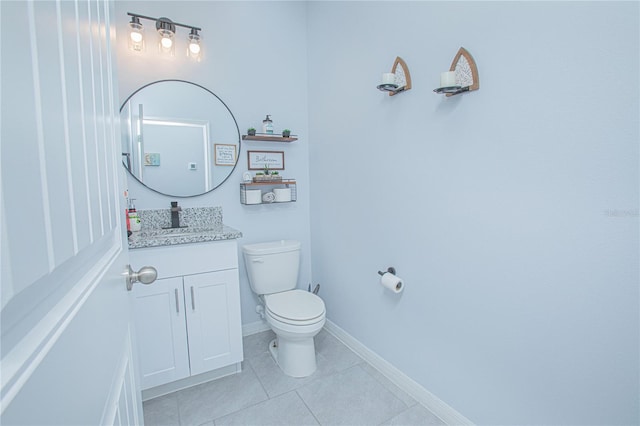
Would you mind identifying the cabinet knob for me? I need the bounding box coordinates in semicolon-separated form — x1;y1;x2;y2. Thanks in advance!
125;264;158;291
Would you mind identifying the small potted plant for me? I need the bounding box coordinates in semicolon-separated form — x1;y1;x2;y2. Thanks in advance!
270;170;282;181
282;129;291;138
247;127;256;136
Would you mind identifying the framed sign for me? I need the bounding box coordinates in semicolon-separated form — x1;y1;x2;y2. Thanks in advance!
248;150;285;170
215;144;237;166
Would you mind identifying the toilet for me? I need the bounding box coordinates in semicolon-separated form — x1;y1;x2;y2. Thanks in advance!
242;240;326;377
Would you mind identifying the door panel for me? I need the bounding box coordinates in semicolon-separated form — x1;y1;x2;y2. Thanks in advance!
0;0;141;424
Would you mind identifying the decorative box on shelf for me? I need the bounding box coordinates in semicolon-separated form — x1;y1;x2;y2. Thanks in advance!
240;179;297;205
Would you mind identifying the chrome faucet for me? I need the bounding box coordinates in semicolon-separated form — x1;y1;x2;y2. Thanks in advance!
170;201;182;228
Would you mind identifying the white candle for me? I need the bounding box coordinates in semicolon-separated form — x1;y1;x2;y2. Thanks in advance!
440;71;457;87
382;72;396;85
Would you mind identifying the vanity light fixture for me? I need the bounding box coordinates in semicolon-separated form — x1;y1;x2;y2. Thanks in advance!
156;18;176;56
187;28;201;61
127;12;202;59
128;15;144;51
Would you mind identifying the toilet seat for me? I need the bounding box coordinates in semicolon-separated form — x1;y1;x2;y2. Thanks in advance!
264;289;325;325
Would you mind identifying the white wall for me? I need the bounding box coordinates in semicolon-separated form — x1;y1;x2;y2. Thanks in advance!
114;1;311;325
307;2;639;425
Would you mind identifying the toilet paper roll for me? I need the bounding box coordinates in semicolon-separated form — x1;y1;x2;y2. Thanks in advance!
273;188;292;202
380;272;404;293
245;189;262;204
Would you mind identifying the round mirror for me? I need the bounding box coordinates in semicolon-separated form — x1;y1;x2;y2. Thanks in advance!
120;80;240;197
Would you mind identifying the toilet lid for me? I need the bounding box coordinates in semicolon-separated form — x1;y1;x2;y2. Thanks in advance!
265;289;325;322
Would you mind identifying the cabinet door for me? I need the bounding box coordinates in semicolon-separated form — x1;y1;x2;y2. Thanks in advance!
131;277;190;389
184;269;243;376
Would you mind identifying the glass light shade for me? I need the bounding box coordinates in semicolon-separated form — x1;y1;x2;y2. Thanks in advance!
158;29;175;56
187;32;201;60
128;21;144;51
161;35;173;49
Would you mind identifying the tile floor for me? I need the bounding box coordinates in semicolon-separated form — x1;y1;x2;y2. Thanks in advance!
143;329;445;426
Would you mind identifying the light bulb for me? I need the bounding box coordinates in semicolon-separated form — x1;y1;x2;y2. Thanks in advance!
130;31;143;43
161;36;173;49
189;42;200;55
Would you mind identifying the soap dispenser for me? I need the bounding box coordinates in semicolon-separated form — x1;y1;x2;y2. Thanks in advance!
262;114;273;134
128;198;141;232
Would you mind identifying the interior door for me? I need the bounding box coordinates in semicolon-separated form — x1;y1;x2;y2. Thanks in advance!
0;0;142;424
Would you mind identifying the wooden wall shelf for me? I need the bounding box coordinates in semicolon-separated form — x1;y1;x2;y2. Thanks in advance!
242;134;298;143
242;179;296;186
240;179;297;205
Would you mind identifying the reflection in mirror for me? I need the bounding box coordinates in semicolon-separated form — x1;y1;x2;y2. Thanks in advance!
120;80;240;197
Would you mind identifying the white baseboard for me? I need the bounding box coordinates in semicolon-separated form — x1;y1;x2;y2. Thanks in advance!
142;363;241;401
242;320;270;336
324;319;473;426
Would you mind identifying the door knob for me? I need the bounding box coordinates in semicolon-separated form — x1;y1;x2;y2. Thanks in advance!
125;264;158;291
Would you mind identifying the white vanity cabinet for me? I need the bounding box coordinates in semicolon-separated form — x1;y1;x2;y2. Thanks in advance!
129;240;243;390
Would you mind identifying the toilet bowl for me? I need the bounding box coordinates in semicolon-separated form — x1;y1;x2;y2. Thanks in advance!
242;240;326;377
264;289;325;377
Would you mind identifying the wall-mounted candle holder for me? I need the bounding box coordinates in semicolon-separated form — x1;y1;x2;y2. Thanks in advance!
433;47;479;97
377;57;412;96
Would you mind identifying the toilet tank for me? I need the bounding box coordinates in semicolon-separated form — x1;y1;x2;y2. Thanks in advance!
242;240;301;295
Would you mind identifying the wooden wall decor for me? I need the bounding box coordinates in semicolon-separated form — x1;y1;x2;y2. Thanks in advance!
390;57;412;96
377;56;412;96
434;47;479;97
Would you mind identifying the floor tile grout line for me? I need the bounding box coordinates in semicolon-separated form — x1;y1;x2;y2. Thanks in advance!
245;356;271;399
177;393;184;426
295;389;323;426
206;361;273;425
375;405;413;426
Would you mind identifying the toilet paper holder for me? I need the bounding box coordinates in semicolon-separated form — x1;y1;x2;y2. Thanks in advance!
377;266;404;293
377;267;396;276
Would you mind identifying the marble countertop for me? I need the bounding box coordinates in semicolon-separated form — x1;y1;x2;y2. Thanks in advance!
128;224;243;249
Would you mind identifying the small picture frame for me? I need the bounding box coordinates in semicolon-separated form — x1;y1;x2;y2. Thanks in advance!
248;150;285;170
215;144;237;166
144;153;161;166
